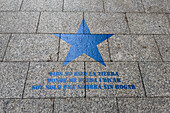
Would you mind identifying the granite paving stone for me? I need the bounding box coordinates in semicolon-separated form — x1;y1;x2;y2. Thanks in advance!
38;12;83;33
154;35;170;61
109;35;161;61
23;62;85;98
64;0;103;12
104;0;144;12
0;0;22;11
55;98;117;113
0;34;10;61
59;38;110;62
21;0;63;11
0;99;53;113
0;62;29;98
139;62;170;97
4;34;59;61
84;13;129;34
0;12;39;33
118;98;170;113
126;13;170;34
85;62;144;97
142;0;170;13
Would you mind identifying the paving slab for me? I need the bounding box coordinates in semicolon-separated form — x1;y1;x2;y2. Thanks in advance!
55;98;117;113
127;13;169;34
38;12;83;33
139;62;170;97
0;34;10;61
21;0;63;11
0;12;39;33
23;62;85;98
59;38;110;62
64;0;103;12
0;0;22;11
104;0;144;12
154;35;170;61
0;99;53;113
109;35;161;61
84;13;129;34
118;98;170;113
85;62;144;97
4;34;59;61
142;0;170;13
0;62;29;98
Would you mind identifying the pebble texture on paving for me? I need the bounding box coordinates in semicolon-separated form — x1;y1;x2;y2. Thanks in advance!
0;0;169;112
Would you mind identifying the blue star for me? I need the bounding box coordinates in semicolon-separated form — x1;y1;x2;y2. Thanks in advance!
54;18;114;67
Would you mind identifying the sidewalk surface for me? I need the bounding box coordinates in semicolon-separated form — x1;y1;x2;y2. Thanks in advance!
0;0;170;112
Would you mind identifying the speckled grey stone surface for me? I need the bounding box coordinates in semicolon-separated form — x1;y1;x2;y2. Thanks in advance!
59;38;110;62
118;98;170;113
55;98;118;113
84;13;129;34
23;62;85;98
0;0;22;11
142;0;170;13
64;0;103;12
21;0;63;11
0;99;53;113
127;13;170;34
139;62;170;97
154;35;170;61
109;35;161;61
0;62;29;98
0;12;39;33
85;62;144;97
38;12;83;33
0;34;10;61
4;34;59;61
104;0;144;12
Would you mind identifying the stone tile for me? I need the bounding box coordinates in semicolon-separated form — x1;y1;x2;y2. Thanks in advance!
0;99;53;113
142;0;170;13
85;62;144;97
0;62;29;98
139;62;170;97
0;34;10;61
64;0;103;12
59;38;110;62
38;12;83;33
118;98;170;113
21;0;63;11
55;98;118;113
154;35;170;61
0;0;22;11
84;13;129;34
105;0;144;12
0;12;39;33
109;35;161;61
4;34;59;61
127;13;170;34
23;62;85;98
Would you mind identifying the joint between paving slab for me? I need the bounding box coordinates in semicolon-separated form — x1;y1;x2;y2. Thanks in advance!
83;12;85;33
19;0;24;11
153;35;164;62
116;97;120;113
36;12;41;33
22;62;30;99
57;34;61;61
62;0;64;12
2;34;12;61
124;13;131;34
84;62;86;98
137;62;147;97
52;98;55;113
102;0;105;13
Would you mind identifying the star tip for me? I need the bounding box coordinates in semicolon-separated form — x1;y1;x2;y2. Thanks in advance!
108;34;114;37
54;34;60;37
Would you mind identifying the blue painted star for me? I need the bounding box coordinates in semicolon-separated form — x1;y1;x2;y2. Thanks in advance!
54;19;114;67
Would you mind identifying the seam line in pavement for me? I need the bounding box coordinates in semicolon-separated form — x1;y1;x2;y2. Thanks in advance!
19;0;24;11
62;0;64;12
36;12;41;33
137;62;147;97
102;0;105;13
22;62;30;99
57;34;61;61
84;62;86;98
2;34;12;61
116;97;120;113
153;35;164;62
125;13;131;34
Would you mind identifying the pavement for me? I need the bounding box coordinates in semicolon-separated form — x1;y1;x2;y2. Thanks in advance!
0;0;170;112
